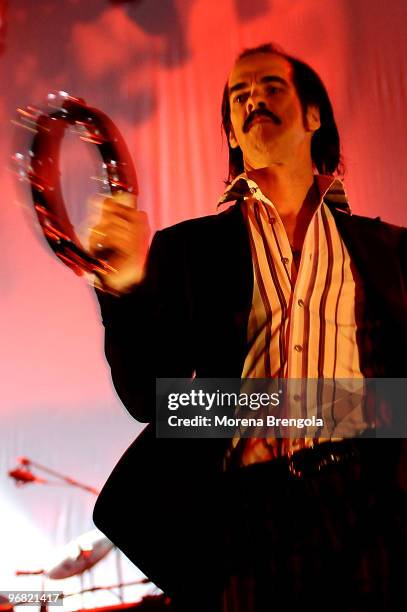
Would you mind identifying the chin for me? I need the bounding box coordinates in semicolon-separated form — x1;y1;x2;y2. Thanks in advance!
247;147;282;169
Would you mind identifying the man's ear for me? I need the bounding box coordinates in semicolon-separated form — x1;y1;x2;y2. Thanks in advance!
228;126;239;149
305;105;321;133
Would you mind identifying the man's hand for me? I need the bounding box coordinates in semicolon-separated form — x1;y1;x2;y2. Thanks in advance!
88;191;150;294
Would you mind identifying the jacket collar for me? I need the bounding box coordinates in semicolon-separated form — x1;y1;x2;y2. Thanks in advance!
218;172;352;215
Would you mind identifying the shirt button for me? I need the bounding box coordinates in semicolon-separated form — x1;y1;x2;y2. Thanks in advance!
294;394;301;401
294;344;303;352
297;299;304;307
282;257;290;264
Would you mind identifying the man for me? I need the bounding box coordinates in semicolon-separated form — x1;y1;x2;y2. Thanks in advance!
92;44;407;611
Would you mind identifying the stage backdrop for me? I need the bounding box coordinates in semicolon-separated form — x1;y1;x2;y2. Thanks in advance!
1;0;407;608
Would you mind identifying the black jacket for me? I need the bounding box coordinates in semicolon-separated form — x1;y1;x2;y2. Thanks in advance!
93;201;407;601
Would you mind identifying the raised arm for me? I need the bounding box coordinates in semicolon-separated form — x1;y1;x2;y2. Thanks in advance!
93;208;195;422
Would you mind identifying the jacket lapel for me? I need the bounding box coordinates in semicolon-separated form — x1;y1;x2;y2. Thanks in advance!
190;201;253;377
330;209;407;331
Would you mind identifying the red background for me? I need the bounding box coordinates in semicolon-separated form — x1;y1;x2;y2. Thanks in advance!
1;0;407;606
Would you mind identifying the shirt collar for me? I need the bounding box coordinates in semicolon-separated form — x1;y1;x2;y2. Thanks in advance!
218;172;352;215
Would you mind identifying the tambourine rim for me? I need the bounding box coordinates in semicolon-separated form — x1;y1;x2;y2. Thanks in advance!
24;94;138;276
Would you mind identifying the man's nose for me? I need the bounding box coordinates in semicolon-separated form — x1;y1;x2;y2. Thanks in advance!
246;88;267;114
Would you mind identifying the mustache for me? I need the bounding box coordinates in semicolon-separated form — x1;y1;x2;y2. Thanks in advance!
243;109;282;133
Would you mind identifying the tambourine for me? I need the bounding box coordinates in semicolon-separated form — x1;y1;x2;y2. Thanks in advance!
14;91;138;278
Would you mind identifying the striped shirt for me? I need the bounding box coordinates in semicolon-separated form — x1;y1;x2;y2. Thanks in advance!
219;174;369;465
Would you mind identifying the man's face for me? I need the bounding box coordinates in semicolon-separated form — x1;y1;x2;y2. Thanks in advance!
227;53;320;170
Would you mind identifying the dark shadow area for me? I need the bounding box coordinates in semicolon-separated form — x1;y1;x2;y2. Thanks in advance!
339;0;407;221
234;0;269;20
0;0;193;129
341;0;407;103
0;0;8;56
111;0;191;67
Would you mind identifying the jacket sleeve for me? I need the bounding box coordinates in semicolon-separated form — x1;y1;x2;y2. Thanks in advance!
95;228;195;423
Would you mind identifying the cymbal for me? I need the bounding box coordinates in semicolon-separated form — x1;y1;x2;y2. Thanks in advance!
46;529;114;579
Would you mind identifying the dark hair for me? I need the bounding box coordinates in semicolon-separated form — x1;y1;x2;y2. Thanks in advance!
222;43;344;182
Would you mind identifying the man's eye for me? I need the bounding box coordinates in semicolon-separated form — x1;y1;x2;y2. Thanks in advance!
267;86;281;95
233;94;247;104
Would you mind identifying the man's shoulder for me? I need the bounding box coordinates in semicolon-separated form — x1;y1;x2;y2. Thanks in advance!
154;204;240;244
349;211;405;230
335;209;407;243
332;211;407;269
164;204;238;232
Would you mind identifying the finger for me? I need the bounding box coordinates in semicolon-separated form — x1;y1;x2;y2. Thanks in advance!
90;211;149;237
90;227;139;252
113;190;138;210
92;215;132;232
90;222;148;248
88;194;138;223
90;190;137;208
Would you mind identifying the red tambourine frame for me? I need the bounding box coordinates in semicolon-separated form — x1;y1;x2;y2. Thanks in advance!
17;93;138;277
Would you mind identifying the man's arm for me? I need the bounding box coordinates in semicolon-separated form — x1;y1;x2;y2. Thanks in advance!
96;228;195;422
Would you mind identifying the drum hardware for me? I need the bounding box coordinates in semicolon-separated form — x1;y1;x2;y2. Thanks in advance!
46;529;114;580
61;579;151;600
10;459;158;606
10;460;106;610
8;456;100;495
14;530;114;581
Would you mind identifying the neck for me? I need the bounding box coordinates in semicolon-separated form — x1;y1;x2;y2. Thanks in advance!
246;163;318;218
